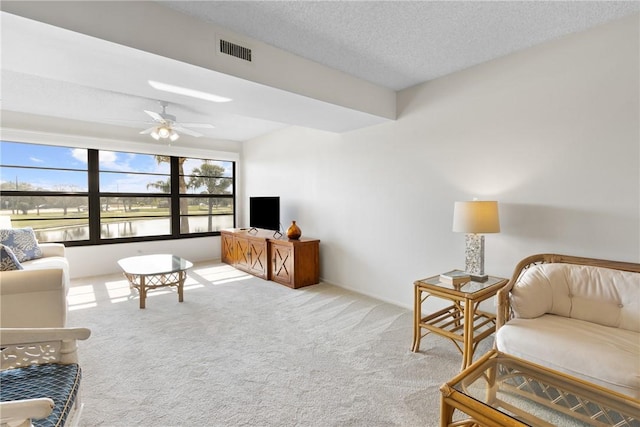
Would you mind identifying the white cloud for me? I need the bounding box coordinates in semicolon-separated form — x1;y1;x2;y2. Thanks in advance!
71;149;88;163
100;150;117;163
101;173;165;193
29;157;44;163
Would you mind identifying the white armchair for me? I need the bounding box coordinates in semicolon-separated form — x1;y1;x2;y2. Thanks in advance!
0;327;91;427
0;243;69;328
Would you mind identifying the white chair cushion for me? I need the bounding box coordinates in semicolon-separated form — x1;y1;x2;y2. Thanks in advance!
496;314;640;398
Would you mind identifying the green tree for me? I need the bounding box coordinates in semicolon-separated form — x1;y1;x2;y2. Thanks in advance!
188;162;227;232
146;179;170;193
52;184;84;215
0;182;44;215
154;156;190;233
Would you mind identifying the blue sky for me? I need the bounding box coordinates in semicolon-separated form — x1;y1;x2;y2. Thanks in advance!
0;141;233;193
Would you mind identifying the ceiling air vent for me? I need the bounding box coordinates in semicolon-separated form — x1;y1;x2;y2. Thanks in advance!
219;39;252;62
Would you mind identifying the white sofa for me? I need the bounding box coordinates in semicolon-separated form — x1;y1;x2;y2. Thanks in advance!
0;243;70;327
496;254;640;399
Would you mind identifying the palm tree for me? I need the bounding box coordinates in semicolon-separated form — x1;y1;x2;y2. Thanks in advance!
188;162;227;232
146;179;170;193
153;156;190;233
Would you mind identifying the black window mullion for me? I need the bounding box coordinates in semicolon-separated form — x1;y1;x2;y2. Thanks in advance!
171;157;181;237
87;149;101;244
232;162;236;228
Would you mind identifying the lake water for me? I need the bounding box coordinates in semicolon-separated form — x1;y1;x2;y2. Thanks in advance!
36;215;234;242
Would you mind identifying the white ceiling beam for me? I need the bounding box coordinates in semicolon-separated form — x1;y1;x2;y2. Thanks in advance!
1;0;396;121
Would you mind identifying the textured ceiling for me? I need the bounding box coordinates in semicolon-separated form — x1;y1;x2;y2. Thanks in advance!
161;1;640;90
2;1;640;144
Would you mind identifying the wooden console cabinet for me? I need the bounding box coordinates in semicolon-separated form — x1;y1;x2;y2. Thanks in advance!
221;228;320;288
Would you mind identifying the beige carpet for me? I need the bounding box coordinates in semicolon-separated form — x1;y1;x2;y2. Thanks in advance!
67;262;479;426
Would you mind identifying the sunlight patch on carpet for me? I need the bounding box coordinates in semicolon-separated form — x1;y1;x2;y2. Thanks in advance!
67;284;97;311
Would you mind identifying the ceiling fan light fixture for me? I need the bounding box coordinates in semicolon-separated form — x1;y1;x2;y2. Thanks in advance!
157;125;172;139
142;102;206;142
148;80;232;103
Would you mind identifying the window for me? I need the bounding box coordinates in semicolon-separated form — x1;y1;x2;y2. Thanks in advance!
0;143;89;242
98;151;172;239
180;157;234;234
0;141;235;245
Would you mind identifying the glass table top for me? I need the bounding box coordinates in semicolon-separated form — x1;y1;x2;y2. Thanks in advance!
451;352;640;426
117;254;193;276
415;274;506;294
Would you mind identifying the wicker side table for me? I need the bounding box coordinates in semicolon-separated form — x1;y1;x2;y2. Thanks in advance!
412;274;507;370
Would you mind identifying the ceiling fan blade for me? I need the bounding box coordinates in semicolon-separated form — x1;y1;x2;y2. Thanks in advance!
140;127;156;135
173;126;203;137
177;122;215;129
104;118;153;124
144;110;163;122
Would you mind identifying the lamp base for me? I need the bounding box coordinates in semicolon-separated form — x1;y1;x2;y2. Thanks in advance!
464;234;487;281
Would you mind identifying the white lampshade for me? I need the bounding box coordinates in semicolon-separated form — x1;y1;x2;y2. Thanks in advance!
452;201;500;234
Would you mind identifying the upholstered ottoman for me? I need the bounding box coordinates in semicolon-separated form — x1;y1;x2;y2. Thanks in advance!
1;364;81;427
0;328;90;427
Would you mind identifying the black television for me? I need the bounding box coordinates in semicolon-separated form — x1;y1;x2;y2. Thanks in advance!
249;196;280;231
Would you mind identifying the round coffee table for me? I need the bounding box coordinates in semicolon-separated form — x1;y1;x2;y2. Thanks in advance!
117;254;193;309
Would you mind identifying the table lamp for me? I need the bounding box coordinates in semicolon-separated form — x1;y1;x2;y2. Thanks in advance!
452;200;500;281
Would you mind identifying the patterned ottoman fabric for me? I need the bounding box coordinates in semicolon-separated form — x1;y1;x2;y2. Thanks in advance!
0;363;81;427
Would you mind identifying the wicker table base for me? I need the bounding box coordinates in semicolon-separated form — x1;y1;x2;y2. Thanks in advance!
118;254;192;309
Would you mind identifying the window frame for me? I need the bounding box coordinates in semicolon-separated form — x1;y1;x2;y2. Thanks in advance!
0;142;236;246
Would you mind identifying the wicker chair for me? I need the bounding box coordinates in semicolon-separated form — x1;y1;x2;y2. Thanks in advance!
495;253;640;397
0;327;91;427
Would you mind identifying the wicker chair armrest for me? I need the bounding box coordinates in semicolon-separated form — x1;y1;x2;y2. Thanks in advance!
0;398;55;426
1;328;91;369
495;284;514;330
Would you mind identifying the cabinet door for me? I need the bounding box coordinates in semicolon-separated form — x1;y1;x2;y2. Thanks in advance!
235;237;250;271
271;243;294;287
248;239;268;279
221;233;235;265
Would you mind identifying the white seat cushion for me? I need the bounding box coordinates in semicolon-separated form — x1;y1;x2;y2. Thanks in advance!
496;314;640;398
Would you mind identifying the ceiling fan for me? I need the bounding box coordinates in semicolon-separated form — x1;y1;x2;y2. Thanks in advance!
140;101;214;141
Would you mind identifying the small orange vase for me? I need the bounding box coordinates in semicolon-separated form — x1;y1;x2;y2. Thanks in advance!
286;221;301;240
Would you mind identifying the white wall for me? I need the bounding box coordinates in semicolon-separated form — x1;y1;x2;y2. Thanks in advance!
242;15;640;309
66;236;220;278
